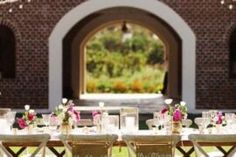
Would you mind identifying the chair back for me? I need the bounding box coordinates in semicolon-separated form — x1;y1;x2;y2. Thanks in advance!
189;134;236;157
0;134;50;157
59;134;118;157
182;119;193;127
145;119;154;130
123;134;181;157
76;118;93;127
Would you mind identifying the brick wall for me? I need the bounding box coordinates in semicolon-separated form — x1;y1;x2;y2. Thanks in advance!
163;0;236;109
0;0;235;109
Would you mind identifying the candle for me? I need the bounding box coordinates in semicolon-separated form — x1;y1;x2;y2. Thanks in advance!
99;102;104;108
125;116;135;131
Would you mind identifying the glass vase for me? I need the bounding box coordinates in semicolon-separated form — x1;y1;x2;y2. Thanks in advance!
60;122;72;134
172;121;182;134
27;124;34;134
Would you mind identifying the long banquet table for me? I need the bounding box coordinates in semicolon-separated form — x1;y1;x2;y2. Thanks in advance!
2;128;236;157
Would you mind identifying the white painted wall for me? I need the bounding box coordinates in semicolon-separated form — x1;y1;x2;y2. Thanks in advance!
49;0;196;112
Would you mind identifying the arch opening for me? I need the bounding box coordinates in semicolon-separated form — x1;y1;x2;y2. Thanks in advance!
49;0;196;112
0;25;16;79
62;7;182;111
229;28;236;78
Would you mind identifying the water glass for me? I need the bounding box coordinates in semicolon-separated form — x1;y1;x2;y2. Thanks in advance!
208;110;218;119
225;113;235;123
6;111;16;130
153;112;161;129
42;114;50;128
225;113;235;130
154;112;166;130
202;111;211;128
107;115;119;132
120;107;138;133
202;111;210;119
49;115;59;131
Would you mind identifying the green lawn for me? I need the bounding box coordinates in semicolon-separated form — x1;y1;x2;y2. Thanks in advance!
8;146;231;157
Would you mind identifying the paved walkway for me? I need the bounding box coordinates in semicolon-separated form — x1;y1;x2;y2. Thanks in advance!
75;94;165;114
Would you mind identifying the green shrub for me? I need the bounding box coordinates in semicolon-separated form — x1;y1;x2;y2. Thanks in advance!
85;23;165;93
112;80;128;93
130;80;143;93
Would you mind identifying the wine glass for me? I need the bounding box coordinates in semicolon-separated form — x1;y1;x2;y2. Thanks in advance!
49;115;59;132
153;112;162;133
6;111;16;131
209;110;218;119
225;113;235;131
153;112;159;125
42;114;50;129
107;115;119;132
201;111;212;133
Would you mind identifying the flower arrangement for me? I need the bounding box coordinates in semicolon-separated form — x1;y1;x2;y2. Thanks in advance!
54;98;81;125
211;111;226;126
17;105;37;129
161;99;188;122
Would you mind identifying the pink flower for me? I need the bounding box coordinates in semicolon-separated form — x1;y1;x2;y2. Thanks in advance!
17;118;28;129
92;111;101;118
161;107;168;114
27;113;35;121
67;105;74;112
74;111;80;122
68;101;75;107
216;112;223;124
50;114;59;125
173;109;182;121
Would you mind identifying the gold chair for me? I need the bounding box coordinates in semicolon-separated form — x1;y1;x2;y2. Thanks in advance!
0;134;50;157
59;134;118;157
123;134;181;157
189;134;236;157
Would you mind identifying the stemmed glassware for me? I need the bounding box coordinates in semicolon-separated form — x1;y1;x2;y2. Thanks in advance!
199;111;211;134
225;113;235;131
153;112;160;131
6;111;16;131
49;115;59;132
107;115;119;132
42;114;50;131
153;112;166;133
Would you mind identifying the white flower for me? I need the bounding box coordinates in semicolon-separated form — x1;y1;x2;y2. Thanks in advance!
58;104;64;110
62;98;68;104
24;104;30;110
164;99;173;105
99;102;104;107
213;117;218;122
180;101;186;106
29;109;35;113
63;107;67;112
